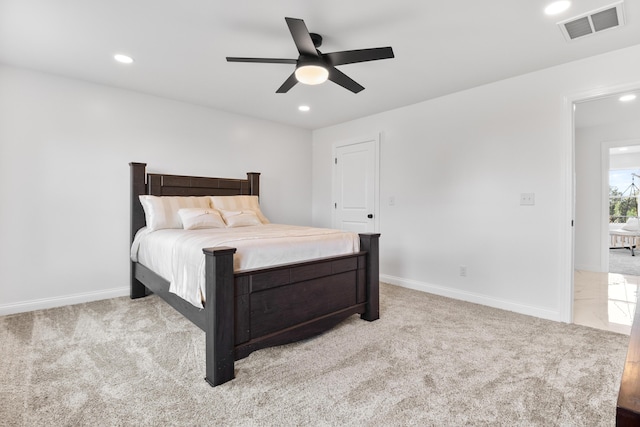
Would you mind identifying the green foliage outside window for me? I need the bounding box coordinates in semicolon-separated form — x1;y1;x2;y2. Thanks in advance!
610;185;638;223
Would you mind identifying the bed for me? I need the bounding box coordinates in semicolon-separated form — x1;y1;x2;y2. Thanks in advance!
610;220;640;256
129;162;380;387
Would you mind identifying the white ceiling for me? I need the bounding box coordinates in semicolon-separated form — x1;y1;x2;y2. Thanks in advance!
575;90;640;129
1;0;639;130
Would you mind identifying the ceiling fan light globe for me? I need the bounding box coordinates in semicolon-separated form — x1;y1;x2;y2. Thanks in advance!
295;65;329;85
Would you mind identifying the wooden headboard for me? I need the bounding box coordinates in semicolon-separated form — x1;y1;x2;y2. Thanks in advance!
129;162;260;243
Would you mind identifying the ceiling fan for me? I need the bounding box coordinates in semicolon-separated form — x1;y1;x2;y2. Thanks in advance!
226;17;395;94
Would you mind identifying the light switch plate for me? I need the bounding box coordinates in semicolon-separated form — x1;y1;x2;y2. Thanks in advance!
520;193;535;206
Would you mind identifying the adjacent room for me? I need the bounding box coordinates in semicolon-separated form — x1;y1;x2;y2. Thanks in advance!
2;0;640;425
574;94;640;335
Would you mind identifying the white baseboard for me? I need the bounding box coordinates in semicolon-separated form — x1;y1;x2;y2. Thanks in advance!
3;278;562;322
0;287;130;316
380;274;562;322
574;263;607;273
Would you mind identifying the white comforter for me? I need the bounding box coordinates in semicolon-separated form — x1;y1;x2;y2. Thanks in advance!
131;224;360;308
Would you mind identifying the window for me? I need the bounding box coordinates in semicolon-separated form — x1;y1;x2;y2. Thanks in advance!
610;169;640;223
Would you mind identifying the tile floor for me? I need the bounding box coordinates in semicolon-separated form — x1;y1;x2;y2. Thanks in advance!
574;270;638;335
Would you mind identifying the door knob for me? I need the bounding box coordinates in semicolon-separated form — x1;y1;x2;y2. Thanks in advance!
367;214;373;218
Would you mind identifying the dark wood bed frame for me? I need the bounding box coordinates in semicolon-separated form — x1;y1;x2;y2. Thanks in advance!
129;162;380;387
617;290;640;425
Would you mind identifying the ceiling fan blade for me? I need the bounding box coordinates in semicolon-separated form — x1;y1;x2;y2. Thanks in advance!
285;17;318;57
324;47;395;66
276;72;298;93
226;57;297;64
327;66;364;94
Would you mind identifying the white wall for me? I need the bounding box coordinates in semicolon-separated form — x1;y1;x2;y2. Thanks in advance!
0;65;311;314
312;44;640;322
574;122;640;272
611;151;640;170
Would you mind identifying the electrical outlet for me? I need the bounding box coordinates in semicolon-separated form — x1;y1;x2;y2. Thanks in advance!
389;196;395;206
459;266;467;277
520;193;535;206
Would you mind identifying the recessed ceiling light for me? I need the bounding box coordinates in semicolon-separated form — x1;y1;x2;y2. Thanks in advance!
545;1;571;15
619;94;637;102
298;105;310;112
114;54;134;64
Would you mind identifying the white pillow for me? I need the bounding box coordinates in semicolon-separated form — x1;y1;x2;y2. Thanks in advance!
622;217;640;231
178;208;226;230
139;196;211;231
210;195;269;224
219;209;262;227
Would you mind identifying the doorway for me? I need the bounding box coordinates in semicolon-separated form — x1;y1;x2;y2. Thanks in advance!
572;89;640;334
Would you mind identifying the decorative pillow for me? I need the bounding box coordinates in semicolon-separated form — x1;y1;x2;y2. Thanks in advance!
139;196;211;231
219;209;262;227
178;208;226;230
210;195;269;224
622;217;640;231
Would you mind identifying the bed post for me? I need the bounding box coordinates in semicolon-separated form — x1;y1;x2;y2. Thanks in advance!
247;172;260;196
130;162;147;299
203;246;237;387
359;233;380;321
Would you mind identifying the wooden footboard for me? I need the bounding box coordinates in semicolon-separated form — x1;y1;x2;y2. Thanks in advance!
129;162;380;387
202;234;379;386
617;291;640;425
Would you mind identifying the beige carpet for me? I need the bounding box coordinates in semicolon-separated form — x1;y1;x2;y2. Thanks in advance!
0;283;630;426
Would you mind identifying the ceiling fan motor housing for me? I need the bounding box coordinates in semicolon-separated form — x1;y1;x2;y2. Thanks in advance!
297;54;325;69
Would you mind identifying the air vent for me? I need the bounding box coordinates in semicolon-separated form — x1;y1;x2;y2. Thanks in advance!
558;1;625;41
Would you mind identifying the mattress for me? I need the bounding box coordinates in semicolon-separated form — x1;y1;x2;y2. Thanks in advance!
131;224;360;308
